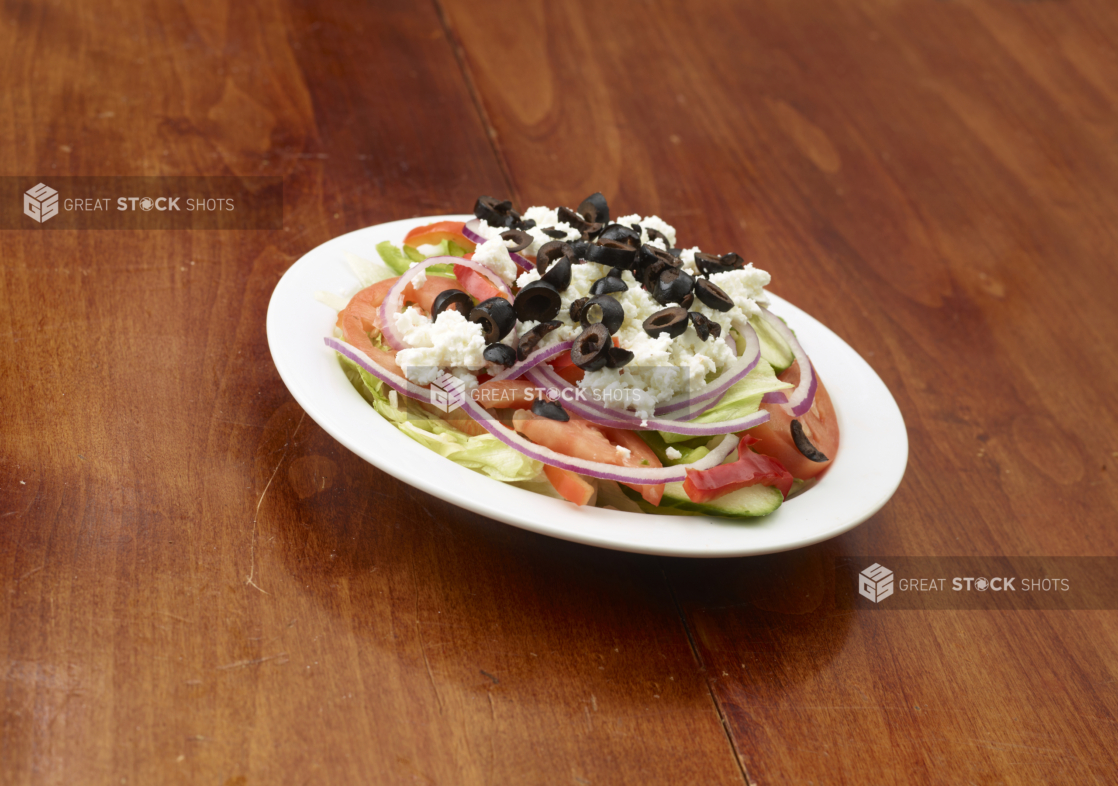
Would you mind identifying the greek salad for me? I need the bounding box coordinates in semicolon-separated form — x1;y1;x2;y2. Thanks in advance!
321;194;838;517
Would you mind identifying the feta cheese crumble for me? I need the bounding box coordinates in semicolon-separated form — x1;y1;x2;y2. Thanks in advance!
385;205;773;422
665;447;682;460
514;249;772;419
471;236;519;285
614;214;678;247
395;308;487;385
520;206;581;255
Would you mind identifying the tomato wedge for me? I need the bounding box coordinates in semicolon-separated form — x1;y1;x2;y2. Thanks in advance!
554;365;585;385
748;361;838;480
409;275;465;315
512;410;664;506
403;220;476;251
683;434;794;503
336;280;407;377
595;426;664;505
455;264;508;302
544;465;597;506
474;379;537;409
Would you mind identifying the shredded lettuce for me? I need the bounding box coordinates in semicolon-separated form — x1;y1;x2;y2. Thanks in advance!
343;251;395;288
337;352;543;483
658;358;792;444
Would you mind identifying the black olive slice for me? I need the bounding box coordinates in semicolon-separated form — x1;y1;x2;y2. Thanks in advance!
540;227;568;239
432;289;473;318
470;296;517;342
688;312;722;341
597;224;641;249
535;241;577;275
635;244;678;283
605;346;634;369
474;196;516;228
692;252;723;277
637;243;676;268
514;281;562;322
693;278;734;312
476;297;518;342
500;229;532;253
689;312;709;341
569;296;590;323
680;293;694;310
640;259;670;291
791;420;829;462
646;227;670;246
720;251;746;269
579;295;625;334
557;205;595;234
540;257;573;291
577;192;609;225
571;323;612;371
531;398;570;422
589;274;628;296
695;251;747;277
652;267;695;305
668;247;683;258
643;306;689;339
578;240;637;268
517;320;563;361
483;343;517;367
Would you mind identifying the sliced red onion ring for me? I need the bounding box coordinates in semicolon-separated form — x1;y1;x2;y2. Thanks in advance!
758;307;817;417
327;336;434;403
378;254;512;351
462;218;534;270
525;366;770;436
652;323;761;416
487;339;574;382
459;395;738;484
328;336;739;483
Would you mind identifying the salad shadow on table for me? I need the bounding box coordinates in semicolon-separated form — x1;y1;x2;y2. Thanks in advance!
262;409;857;705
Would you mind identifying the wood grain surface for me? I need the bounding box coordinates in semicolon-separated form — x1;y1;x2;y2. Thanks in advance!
2;0;1117;784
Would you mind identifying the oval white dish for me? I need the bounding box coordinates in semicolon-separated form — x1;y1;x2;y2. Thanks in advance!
267;215;907;557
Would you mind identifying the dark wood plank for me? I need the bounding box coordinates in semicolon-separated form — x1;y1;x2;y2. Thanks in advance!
440;0;1118;781
0;1;745;784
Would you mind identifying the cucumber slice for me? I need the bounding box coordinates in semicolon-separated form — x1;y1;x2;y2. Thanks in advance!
622;481;783;518
749;315;794;373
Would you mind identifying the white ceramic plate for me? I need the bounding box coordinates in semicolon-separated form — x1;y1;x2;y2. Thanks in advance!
267;215;907;557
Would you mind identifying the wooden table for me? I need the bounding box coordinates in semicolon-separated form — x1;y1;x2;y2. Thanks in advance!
3;0;1117;783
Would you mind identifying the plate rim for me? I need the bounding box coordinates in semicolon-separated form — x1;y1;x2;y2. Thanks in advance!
266;214;908;557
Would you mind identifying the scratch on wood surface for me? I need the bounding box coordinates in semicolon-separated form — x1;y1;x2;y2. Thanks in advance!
486;690;497;784
16;565;44;582
246;412;304;593
414;572;444;713
154;610;189;623
215;652;288;671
